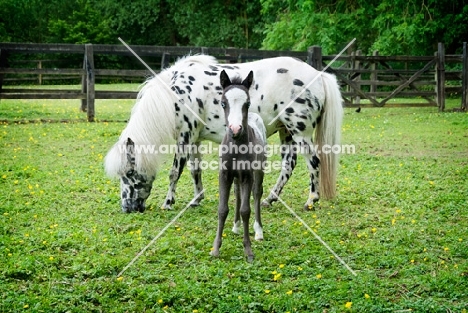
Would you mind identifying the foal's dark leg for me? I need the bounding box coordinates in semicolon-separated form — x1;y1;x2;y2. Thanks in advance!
189;142;204;206
262;128;297;207
232;178;241;234
253;170;264;240
163;149;188;209
239;178;254;262
211;172;233;257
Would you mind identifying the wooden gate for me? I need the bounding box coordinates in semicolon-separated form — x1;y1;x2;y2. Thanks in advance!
308;43;468;111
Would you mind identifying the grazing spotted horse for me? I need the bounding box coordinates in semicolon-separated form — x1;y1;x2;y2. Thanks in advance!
210;70;266;262
104;55;343;212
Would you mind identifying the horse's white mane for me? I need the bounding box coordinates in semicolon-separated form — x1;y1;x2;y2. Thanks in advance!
105;67;183;178
104;54;220;178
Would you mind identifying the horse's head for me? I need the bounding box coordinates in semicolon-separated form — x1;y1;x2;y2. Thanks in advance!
119;138;155;213
220;70;254;138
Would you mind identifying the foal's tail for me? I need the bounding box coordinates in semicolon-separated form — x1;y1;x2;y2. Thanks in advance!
315;72;343;199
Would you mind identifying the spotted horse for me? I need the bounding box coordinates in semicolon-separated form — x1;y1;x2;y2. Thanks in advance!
104;55;343;213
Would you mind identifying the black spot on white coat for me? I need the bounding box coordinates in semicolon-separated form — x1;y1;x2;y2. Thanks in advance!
293;79;304;86
204;71;217;76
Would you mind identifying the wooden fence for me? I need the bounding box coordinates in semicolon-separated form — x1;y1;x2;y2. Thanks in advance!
1;42;467;121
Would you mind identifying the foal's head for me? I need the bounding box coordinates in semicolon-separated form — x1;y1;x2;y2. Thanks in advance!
219;70;254;138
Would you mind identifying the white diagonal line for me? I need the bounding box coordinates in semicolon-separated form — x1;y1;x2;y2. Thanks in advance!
271;191;357;276
118;37;206;126
117;189;205;277
268;38;356;125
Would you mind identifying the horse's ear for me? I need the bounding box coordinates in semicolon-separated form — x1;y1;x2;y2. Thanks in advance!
220;70;231;89
126;137;135;167
242;71;254;89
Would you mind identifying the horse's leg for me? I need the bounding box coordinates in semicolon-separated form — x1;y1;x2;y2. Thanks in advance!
162;145;188;210
299;138;321;210
262;128;297;207
232;178;241;234
239;178;254;262
211;172;233;257
189;142;204;207
253;169;264;241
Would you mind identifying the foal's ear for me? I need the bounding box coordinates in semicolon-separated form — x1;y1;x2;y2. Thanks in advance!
242;71;254;89
126;137;135;167
220;70;232;89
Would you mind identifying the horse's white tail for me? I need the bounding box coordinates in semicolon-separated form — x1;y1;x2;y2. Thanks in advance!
315;72;343;199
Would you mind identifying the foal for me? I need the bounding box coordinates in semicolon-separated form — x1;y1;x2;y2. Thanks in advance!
210;70;266;262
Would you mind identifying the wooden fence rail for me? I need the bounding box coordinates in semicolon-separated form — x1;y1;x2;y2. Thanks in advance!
1;42;467;121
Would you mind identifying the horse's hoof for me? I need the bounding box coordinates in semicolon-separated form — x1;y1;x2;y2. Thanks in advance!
253;222;263;240
190;195;205;207
161;204;173;210
246;255;255;263
210;250;219;257
262;197;276;207
232;221;241;234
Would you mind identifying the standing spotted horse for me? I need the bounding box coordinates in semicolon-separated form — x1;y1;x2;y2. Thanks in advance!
104;55;343;212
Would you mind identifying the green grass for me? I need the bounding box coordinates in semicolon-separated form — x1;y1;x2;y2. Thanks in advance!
1;90;467;312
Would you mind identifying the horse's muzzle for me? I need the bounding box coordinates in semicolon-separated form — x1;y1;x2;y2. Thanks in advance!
121;199;146;213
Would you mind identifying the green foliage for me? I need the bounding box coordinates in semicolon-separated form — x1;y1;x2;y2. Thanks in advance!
0;93;467;312
0;0;262;47
167;0;263;48
48;1;115;44
1;0;467;54
260;0;468;55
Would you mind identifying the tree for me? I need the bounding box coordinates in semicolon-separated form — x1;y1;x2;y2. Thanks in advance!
167;0;263;48
48;0;115;44
260;0;468;55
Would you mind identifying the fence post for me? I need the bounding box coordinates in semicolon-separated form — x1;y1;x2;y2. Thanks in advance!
85;44;95;122
462;42;468;111
370;50;379;95
37;61;42;85
353;50;362;106
436;42;445;111
0;49;8;92
161;52;170;70
80;50;87;112
307;46;322;70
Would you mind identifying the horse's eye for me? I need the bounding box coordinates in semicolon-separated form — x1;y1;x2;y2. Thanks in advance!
221;101;226;108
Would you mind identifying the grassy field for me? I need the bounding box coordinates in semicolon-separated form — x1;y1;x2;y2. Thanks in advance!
1;86;467;312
